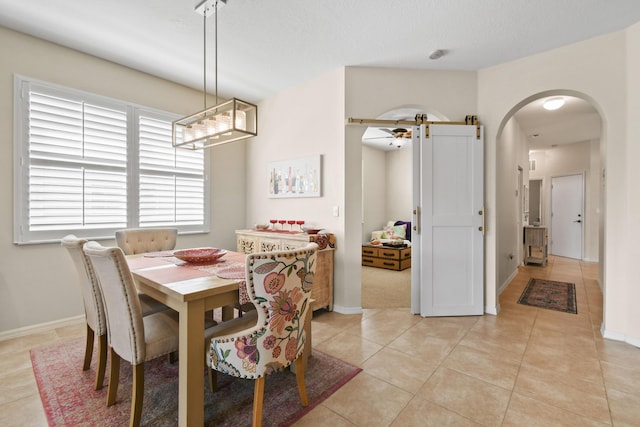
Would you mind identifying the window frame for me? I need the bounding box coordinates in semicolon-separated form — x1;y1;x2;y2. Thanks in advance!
13;75;210;245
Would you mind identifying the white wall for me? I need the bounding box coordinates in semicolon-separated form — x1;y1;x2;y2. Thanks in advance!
362;145;387;242
0;27;245;333
529;141;600;262
385;146;413;222
496;117;530;292
362;145;413;244
479;27;639;346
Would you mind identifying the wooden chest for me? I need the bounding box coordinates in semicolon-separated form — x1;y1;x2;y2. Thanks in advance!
361;245;411;271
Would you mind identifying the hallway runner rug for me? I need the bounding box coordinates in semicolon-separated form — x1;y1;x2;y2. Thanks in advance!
31;337;361;426
518;278;577;314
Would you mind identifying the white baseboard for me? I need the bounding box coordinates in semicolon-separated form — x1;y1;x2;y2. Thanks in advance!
0;315;84;342
498;268;519;296
601;324;640;349
485;305;499;315
331;305;363;315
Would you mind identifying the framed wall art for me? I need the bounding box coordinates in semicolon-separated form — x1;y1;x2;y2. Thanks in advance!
267;155;321;198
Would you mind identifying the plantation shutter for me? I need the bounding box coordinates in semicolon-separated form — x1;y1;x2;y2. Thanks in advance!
138;116;204;227
28;92;128;232
15;77;209;244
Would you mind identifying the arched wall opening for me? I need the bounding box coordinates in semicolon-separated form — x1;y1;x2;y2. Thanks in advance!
359;105;450;309
493;89;605;318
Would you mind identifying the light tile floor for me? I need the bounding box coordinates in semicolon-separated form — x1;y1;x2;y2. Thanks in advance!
1;255;639;426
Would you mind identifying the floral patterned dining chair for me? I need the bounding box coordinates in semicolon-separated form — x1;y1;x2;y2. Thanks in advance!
208;242;318;427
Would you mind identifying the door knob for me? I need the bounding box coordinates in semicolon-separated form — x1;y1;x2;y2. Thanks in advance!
573;219;582;223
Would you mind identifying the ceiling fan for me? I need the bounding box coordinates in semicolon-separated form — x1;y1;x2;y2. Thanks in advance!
363;127;413;148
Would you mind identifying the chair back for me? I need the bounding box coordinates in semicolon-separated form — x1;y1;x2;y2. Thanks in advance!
210;243;318;378
83;241;146;365
115;228;178;255
61;235;106;336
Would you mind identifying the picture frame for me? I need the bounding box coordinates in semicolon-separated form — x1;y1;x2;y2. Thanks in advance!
268;155;321;198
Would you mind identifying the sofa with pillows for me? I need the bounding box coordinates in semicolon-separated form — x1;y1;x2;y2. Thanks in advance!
370;220;412;245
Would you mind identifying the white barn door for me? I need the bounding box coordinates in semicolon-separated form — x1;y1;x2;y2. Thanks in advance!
411;124;484;316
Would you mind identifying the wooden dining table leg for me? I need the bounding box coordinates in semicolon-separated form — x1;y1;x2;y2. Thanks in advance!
177;299;205;427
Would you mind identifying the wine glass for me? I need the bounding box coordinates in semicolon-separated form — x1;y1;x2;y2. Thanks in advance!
278;219;286;230
269;219;277;230
296;220;305;231
287;220;295;231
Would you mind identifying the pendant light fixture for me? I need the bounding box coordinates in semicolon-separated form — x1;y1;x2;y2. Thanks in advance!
172;0;257;150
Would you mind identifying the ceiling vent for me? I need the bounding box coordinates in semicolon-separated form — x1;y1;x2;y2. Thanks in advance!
529;159;536;171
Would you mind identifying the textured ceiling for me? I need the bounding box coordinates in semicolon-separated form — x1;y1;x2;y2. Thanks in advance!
0;0;635;150
2;0;640;102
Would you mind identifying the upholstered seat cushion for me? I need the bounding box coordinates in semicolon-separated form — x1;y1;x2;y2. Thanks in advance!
205;310;259;369
142;310;180;361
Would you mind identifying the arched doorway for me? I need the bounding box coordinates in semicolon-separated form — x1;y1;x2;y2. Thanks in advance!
495;90;604;316
360;106;443;308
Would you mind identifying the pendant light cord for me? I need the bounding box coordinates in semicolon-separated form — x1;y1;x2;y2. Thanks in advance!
203;13;207;110
202;1;219;111
214;0;218;104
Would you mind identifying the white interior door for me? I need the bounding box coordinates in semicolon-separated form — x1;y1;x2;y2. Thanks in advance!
551;174;584;259
411;124;484;316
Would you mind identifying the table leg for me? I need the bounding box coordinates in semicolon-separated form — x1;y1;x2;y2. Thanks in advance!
178;300;205;427
221;305;235;320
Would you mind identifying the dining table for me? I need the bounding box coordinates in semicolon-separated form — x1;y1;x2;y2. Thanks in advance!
126;249;247;427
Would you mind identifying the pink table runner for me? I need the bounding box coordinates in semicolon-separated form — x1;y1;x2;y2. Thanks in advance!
131;250;249;304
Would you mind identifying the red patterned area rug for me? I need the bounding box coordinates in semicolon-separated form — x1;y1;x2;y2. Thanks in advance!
31;337;361;426
518;278;577;314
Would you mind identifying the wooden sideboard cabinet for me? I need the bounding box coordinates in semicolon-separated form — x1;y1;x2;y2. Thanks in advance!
524;226;548;266
235;229;334;311
362;245;411;271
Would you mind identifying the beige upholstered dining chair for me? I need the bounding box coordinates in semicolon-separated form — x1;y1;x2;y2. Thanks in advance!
207;242;318;427
61;235;108;390
83;241;181;427
61;235;170;391
115;227;178;255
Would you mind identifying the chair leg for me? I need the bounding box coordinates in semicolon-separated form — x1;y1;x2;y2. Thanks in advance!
295;358;308;406
130;364;144;427
83;323;94;371
208;368;218;392
252;377;265;427
106;347;120;407
94;334;108;390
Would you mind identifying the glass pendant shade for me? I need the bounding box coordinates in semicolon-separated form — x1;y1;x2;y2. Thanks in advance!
172;98;257;149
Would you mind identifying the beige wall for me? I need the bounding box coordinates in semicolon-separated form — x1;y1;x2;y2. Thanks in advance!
344;67;479;312
3;21;640;347
0;27;245;333
246;68;349;309
624;21;640;344
479;27;639;346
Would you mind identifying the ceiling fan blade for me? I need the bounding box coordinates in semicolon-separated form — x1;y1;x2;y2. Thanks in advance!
364;136;393;140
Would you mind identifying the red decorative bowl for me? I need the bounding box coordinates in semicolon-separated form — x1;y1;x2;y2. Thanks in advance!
173;248;227;263
302;228;323;235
